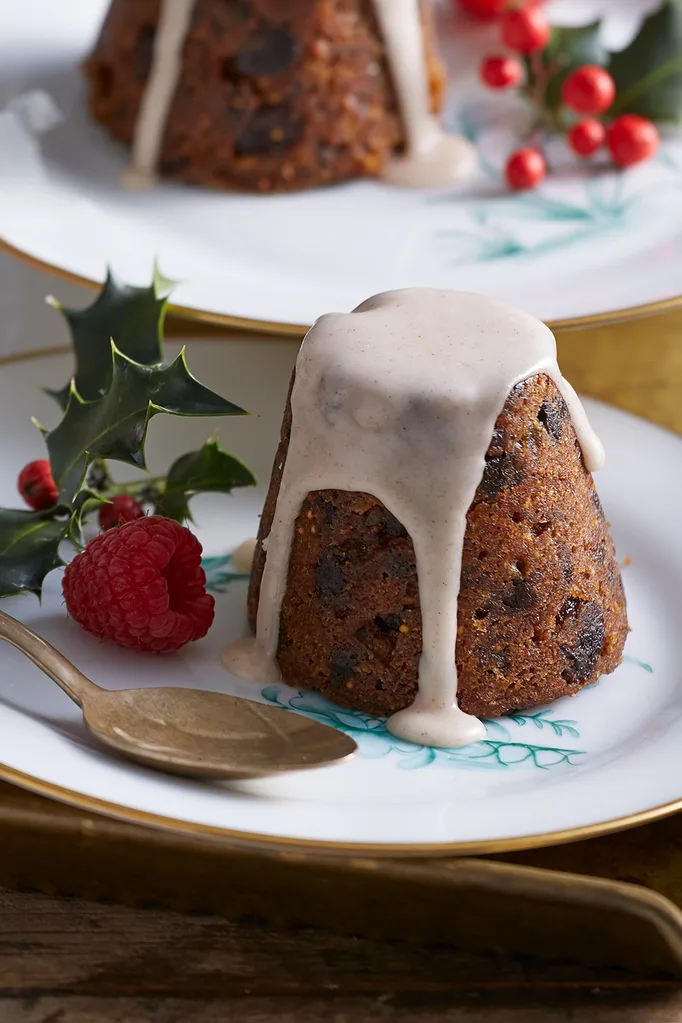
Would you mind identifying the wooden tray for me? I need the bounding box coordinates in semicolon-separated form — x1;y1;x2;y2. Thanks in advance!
2;778;682;978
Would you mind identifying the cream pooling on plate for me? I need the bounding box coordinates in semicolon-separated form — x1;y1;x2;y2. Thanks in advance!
372;0;477;187
222;289;604;749
123;0;475;189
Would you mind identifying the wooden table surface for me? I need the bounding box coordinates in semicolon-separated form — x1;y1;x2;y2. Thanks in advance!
1;878;681;1022
3;774;682;1020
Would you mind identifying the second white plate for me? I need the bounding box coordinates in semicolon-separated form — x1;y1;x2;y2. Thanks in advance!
1;1;682;330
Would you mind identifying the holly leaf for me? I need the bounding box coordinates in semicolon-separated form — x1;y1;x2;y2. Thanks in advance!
0;509;68;599
67;488;102;548
46;267;172;408
1;266;254;604
46;344;250;503
525;22;607;115
155;437;257;522
610;0;682;121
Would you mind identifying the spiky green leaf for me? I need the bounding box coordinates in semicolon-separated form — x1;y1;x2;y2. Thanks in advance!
0;266;254;603
67;488;102;548
155;437;257;522
46;344;249;503
0;510;68;599
46;267;173;407
610;0;682;121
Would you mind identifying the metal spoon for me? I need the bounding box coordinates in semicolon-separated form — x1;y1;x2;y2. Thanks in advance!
0;610;357;780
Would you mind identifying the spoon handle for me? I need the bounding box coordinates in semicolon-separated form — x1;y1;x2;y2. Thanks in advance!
0;610;100;708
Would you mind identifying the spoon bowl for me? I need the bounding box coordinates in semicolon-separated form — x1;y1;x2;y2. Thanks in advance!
83;685;357;778
0;610;357;780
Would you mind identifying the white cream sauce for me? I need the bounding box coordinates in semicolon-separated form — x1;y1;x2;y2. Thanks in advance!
122;0;197;189
371;0;477;188
222;289;604;749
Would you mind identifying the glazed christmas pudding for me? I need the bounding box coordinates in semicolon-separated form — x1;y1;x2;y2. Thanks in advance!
84;0;476;192
223;289;628;749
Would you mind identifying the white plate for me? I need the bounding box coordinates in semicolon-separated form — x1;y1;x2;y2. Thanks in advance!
0;339;679;855
1;1;682;332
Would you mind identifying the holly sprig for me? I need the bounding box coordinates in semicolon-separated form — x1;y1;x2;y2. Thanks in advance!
522;21;608;129
0;270;256;599
522;5;682;127
477;0;682;122
476;1;672;189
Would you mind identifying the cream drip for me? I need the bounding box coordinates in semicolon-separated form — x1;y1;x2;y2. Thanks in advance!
221;289;604;750
371;0;477;188
121;0;197;190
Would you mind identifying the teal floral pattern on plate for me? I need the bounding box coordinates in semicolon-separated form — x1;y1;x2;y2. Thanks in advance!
261;686;585;771
622;653;653;673
433;175;633;265
208;546;654;770
260;657;653;770
430;93;682;266
202;553;249;594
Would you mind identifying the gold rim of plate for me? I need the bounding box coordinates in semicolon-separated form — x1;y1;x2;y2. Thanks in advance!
2;259;681;856
0;762;681;856
3;235;682;336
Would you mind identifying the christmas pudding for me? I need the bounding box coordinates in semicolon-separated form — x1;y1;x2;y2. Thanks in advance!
84;0;476;192
222;289;628;749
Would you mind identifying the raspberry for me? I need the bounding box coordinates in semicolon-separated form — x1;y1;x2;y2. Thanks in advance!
480;56;524;90
63;515;215;653
18;459;59;510
505;147;546;190
99;494;145;531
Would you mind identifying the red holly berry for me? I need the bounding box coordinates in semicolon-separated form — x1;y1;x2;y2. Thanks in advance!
456;0;510;19
500;7;550;53
480;55;524;90
456;0;545;18
561;66;616;115
567;118;606;158
99;494;145;531
17;459;59;511
63;515;215;653
505;147;546;190
607;115;660;168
